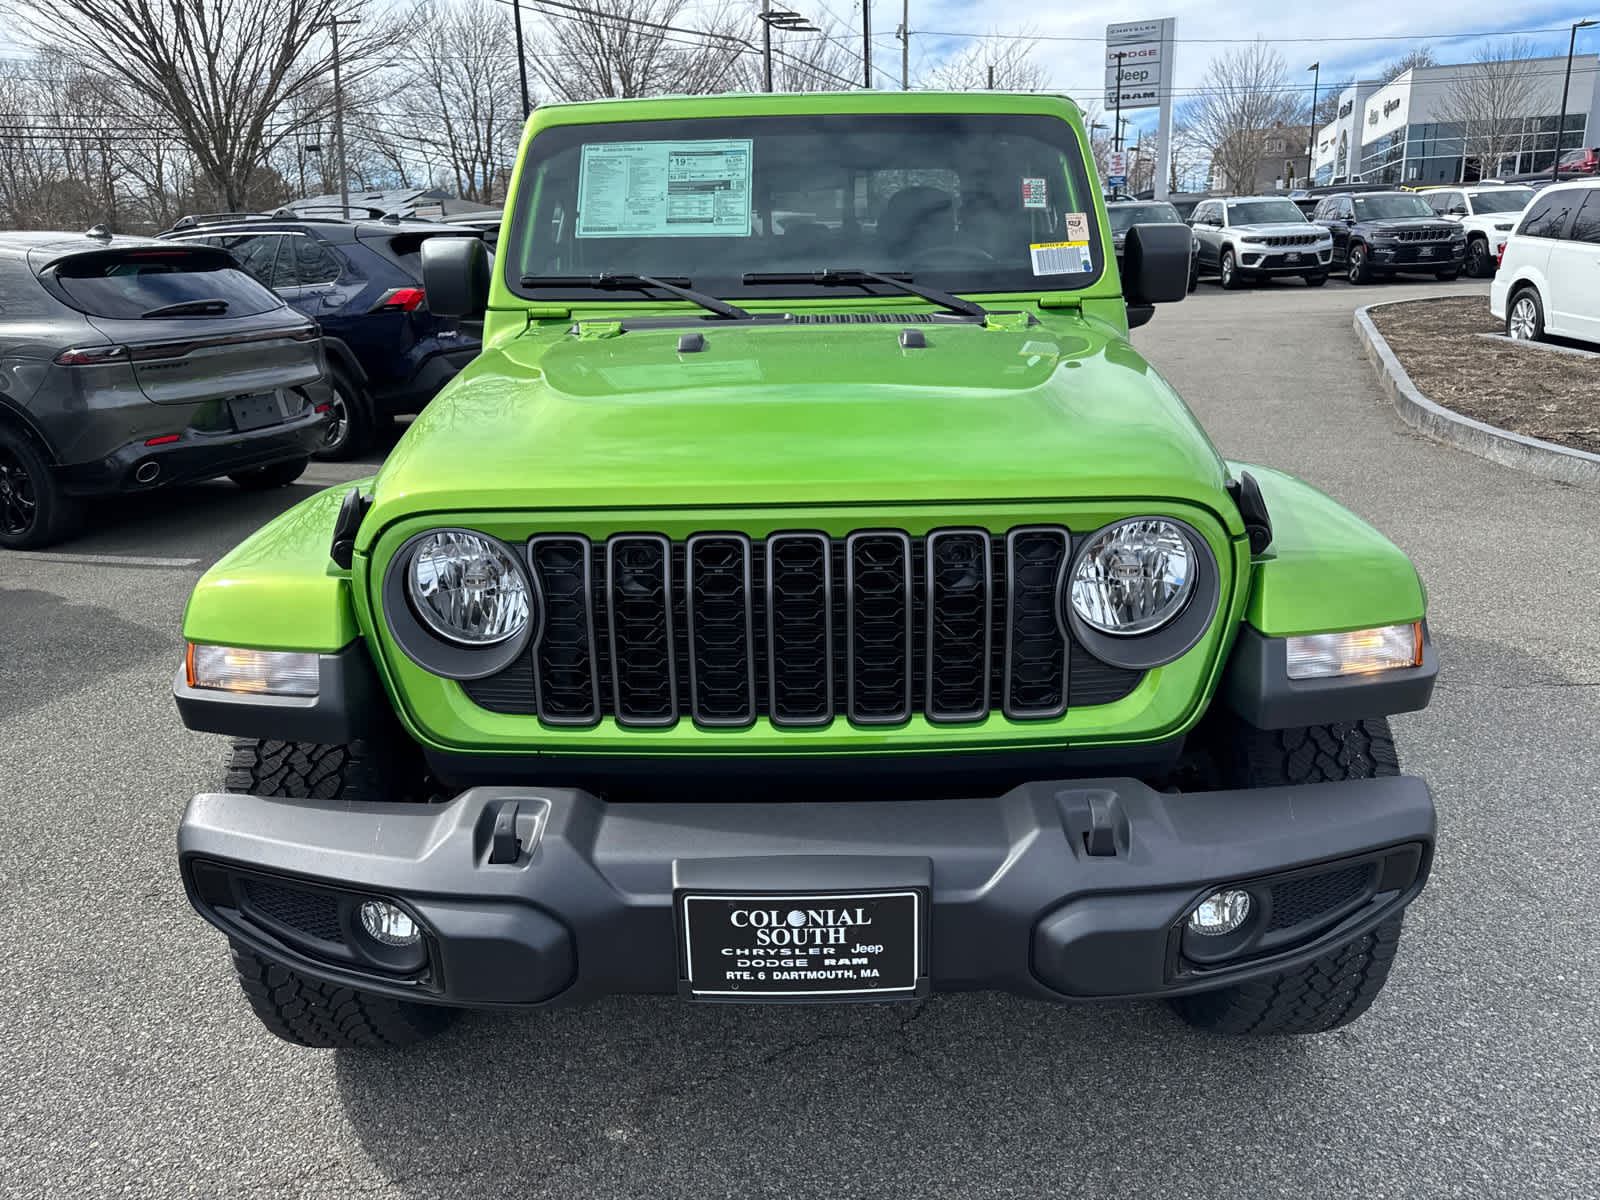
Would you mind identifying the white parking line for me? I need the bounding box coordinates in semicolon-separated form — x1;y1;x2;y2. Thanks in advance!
7;552;202;568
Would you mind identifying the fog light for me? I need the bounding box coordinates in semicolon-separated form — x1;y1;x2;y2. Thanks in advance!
1286;622;1421;679
187;644;318;696
1187;889;1252;936
359;900;420;947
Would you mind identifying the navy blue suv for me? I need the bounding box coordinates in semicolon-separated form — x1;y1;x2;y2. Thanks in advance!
163;212;486;458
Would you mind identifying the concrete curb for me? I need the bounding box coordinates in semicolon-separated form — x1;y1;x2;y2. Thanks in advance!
1354;302;1600;489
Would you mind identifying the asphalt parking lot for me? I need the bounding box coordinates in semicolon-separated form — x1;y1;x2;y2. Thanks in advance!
3;276;1597;1200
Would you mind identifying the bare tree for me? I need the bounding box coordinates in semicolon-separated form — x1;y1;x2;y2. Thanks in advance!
5;0;415;210
530;0;750;100
1179;43;1301;194
919;32;1048;91
1379;47;1435;84
1433;39;1540;180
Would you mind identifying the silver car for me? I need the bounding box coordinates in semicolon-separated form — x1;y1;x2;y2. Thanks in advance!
0;229;331;549
1189;196;1335;289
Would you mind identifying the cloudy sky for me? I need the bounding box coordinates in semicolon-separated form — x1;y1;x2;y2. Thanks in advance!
757;0;1600;139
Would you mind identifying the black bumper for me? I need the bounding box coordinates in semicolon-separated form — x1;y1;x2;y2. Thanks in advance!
59;401;329;496
179;774;1434;1008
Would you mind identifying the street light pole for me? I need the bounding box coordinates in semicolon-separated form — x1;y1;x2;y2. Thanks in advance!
1555;19;1596;184
1305;61;1320;187
328;15;357;216
763;0;773;92
862;0;871;88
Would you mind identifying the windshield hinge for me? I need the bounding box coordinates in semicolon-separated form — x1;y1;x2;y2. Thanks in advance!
525;305;571;321
1036;295;1084;311
573;321;624;340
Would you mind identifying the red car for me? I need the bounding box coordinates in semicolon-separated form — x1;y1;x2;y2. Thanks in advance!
1557;147;1600;175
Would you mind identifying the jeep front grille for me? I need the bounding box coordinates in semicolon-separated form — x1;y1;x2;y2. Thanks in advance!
1394;228;1453;242
463;528;1144;728
1262;234;1318;247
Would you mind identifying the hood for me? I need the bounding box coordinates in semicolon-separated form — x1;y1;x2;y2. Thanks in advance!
1234;222;1327;238
363;314;1234;533
1360;215;1454;231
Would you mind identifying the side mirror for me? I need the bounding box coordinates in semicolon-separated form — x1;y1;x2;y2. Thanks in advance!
1123;223;1191;310
1449;205;1468;216
420;236;490;319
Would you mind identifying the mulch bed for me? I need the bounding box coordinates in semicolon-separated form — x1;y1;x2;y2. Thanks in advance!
1369;297;1600;456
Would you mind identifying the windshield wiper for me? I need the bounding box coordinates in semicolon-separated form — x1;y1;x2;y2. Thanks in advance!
140;298;229;318
742;269;986;318
520;273;751;320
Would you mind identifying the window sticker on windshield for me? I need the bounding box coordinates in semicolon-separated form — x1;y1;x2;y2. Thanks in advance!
1064;212;1090;241
576;139;752;239
1022;178;1048;209
1030;241;1091;275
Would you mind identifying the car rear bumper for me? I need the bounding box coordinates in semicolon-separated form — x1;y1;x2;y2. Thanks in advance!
58;400;328;495
179;773;1434;1008
372;345;479;414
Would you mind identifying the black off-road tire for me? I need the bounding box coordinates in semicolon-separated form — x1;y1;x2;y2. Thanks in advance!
0;426;80;550
230;941;454;1048
222;737;456;1048
228;456;309;491
1171;715;1407;1035
1170;916;1404;1035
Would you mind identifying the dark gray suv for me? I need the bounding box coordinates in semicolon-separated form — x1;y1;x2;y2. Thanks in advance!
0;230;331;549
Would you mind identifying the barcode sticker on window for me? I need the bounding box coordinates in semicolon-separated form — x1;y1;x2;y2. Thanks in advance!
1030;241;1091;275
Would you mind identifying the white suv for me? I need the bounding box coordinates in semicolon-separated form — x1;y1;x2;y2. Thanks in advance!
1490;180;1600;345
1423;184;1536;278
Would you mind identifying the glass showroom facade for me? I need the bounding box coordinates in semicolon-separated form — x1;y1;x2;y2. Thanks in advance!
1358;114;1589;184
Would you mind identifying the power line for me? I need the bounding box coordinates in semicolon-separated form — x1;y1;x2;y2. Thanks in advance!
900;25;1592;46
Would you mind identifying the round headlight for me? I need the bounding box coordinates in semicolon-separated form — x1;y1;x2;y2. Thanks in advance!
407;530;530;646
1069;519;1195;636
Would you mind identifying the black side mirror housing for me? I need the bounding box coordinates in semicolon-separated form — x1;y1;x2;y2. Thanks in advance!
1123;223;1192;307
1449;205;1468;216
421;236;491;319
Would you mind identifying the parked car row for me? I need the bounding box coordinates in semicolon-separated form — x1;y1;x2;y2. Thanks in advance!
0;207;494;549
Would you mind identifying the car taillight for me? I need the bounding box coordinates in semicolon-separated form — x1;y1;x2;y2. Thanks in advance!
1497;244;1506;269
373;287;426;313
289;325;320;341
54;344;130;365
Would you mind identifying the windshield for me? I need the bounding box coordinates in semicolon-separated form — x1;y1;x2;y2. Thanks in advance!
47;248;281;320
1107;203;1180;233
1225;200;1305;225
1353;194;1434;220
506;112;1104;303
1468;188;1534;214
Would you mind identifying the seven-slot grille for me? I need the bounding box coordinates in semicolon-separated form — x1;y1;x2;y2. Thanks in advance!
463;528;1144;728
1260;233;1319;247
1394;228;1454;242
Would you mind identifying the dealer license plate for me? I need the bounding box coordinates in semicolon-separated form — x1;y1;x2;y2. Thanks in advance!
1284;252;1301;263
681;890;922;999
229;391;284;432
1419;246;1434;258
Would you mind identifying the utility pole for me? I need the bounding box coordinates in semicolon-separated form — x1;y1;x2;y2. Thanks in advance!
1305;61;1320;187
898;0;908;90
512;0;531;118
763;0;773;92
329;14;358;215
862;0;871;88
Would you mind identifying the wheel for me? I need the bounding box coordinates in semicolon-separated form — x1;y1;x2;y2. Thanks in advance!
230;940;455;1049
1170;717;1408;1036
0;426;78;550
1465;237;1493;278
1347;243;1372;285
1219;249;1243;290
1507;288;1544;341
1435;269;1460;282
1303;272;1328;287
221;738;455;1049
228;457;308;491
313;372;371;462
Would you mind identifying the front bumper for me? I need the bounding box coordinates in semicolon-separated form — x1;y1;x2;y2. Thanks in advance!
1370;243;1466;270
179;773;1434;1008
1237;247;1332;273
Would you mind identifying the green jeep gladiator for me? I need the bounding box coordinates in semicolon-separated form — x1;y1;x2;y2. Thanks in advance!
174;92;1436;1048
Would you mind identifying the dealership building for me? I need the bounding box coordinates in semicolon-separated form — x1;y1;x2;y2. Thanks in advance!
1313;54;1600;186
